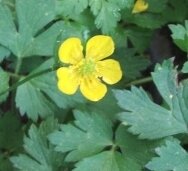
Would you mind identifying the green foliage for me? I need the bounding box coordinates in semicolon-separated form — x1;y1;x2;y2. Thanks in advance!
0;112;22;171
74;151;128;171
147;0;168;13
11;117;64;171
57;0;135;33
16;80;58;121
49;110;113;161
116;48;150;81
0;0;64;58
0;112;23;149
115;125;164;170
48;113;163;170
57;0;88;17
182;61;188;73
0;152;13;171
114;59;188;139
16;59;85;121
1;0;188;170
91;1;121;33
0;46;10;62
169;20;188;52
125;27;152;53
77;89;122;121
162;0;188;22
0;68;9;103
146;139;188;171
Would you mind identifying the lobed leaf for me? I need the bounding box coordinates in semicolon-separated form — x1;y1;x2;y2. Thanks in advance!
16;59;85;121
114;59;188;139
0;0;64;58
10;117;64;171
0;46;10;62
146;139;188;171
169;20;188;53
93;1;121;33
49;110;113;161
16;80;58;121
115;125;164;170
74;151;129;171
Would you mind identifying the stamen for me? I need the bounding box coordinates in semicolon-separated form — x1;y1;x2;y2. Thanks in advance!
79;59;96;76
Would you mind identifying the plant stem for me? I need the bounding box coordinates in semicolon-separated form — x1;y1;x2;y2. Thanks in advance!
0;66;58;97
0;64;152;97
125;76;152;88
6;72;21;79
15;58;23;75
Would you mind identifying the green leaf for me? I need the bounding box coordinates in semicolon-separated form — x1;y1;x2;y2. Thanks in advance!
16;59;85;121
0;5;16;49
74;124;159;171
169;20;188;52
56;0;88;17
58;22;90;41
94;2;120;33
147;0;168;13
0;152;13;171
146;139;188;171
182;61;188;73
122;10;165;29
125;27;152;52
89;0;121;33
0;0;63;58
152;59;188;125
0;112;23;149
16;80;58;121
132;13;165;29
113;59;188;139
115;125;164;170
110;0;134;9
34;73;86;110
48;110;113;161
74;151;129;171
110;26;128;48
31;22;64;57
161;0;187;23
116;48;150;81
74;125;165;171
0;46;10;62
180;79;188;124
67;9;95;31
0;0;14;7
77;89;122;121
10;117;64;171
0;68;9;103
151;59;177;108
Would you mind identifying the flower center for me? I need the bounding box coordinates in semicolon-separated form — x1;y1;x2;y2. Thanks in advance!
79;59;96;76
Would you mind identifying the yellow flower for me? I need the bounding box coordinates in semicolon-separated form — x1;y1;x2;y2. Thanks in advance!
132;0;148;14
57;35;122;101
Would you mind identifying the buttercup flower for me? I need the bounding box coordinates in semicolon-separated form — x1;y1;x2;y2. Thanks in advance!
132;0;148;14
57;35;122;101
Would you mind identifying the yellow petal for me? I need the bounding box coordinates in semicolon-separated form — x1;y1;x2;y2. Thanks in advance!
96;59;122;84
86;35;114;61
132;0;148;14
57;67;80;94
58;38;84;64
80;76;107;101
